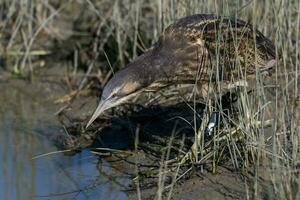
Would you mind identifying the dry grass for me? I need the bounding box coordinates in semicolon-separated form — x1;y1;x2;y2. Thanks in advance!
1;0;299;199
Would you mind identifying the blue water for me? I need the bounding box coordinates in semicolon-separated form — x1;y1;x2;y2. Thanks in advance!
0;80;129;200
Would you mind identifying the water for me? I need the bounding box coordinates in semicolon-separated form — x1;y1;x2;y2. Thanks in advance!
0;79;129;200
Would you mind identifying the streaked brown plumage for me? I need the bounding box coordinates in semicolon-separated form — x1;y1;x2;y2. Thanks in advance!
87;14;276;127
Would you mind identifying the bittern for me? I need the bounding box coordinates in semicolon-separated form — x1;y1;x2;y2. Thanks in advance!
86;14;276;128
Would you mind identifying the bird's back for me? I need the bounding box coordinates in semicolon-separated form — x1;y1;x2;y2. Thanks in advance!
154;14;276;84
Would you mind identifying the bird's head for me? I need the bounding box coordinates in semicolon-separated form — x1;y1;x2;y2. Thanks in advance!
86;66;146;128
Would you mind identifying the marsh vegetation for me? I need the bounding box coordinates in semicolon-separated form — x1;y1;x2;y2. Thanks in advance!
0;0;299;199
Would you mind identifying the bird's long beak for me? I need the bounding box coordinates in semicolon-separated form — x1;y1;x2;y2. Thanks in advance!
86;100;107;128
86;91;142;129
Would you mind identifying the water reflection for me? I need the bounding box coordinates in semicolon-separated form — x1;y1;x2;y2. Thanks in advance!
0;80;128;200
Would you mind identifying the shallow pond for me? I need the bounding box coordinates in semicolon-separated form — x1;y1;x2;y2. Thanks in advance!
0;78;129;200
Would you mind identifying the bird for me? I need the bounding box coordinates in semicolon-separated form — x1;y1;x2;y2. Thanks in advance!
86;14;276;128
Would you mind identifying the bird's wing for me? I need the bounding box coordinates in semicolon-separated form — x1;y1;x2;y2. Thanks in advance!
166;14;275;58
164;14;276;79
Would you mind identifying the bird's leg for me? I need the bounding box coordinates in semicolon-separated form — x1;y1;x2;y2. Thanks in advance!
191;94;215;164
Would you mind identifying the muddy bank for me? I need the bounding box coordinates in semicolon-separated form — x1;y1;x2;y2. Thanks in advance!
46;66;267;199
127;166;268;200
